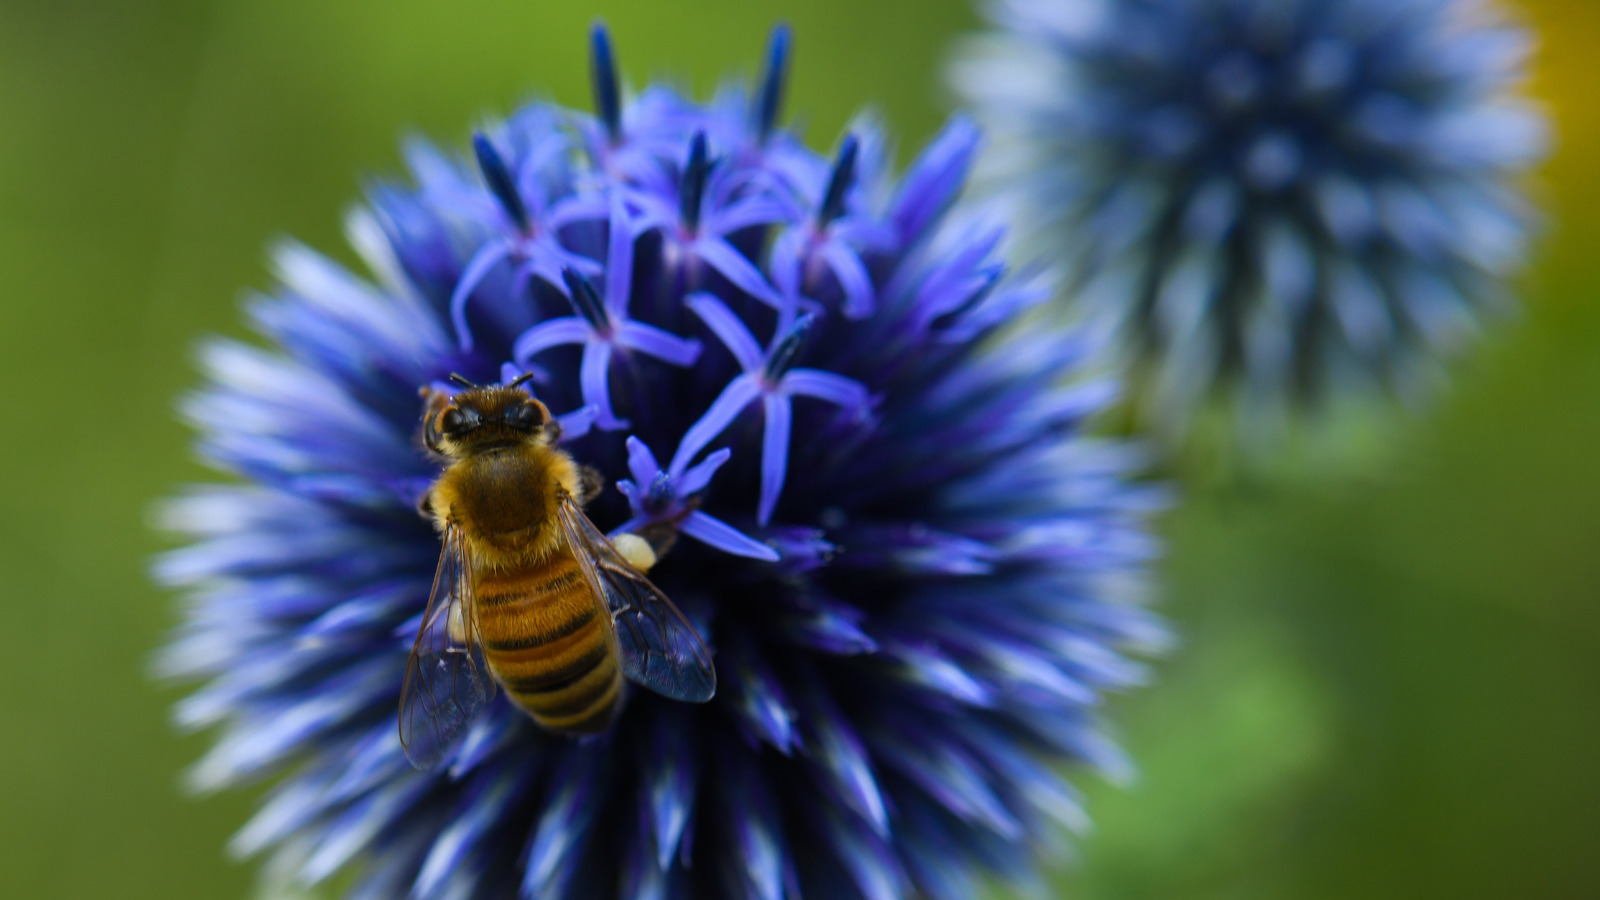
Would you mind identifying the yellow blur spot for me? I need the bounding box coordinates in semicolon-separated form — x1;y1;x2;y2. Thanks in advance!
613;534;657;572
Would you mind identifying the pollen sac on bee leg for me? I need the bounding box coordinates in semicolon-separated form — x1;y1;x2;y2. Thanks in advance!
613;534;658;572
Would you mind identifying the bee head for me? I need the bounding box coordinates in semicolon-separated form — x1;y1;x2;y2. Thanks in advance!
424;373;554;454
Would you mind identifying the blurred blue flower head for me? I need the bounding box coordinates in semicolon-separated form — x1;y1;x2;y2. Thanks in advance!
156;23;1164;900
952;0;1547;440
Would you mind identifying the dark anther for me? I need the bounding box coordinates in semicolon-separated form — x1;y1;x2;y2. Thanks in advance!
561;268;611;331
646;471;676;509
819;134;859;227
472;134;530;232
590;21;622;142
680;131;710;234
752;23;791;143
765;312;816;381
448;373;479;388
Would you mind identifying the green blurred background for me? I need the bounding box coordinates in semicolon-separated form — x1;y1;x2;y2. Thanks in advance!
2;0;1597;897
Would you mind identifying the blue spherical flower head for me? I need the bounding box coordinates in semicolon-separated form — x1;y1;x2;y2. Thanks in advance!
952;0;1547;444
156;22;1165;900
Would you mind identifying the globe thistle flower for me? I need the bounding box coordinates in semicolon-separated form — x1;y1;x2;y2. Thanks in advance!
156;22;1164;900
951;0;1547;439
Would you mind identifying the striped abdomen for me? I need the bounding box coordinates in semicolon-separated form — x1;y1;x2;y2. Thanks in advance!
475;552;620;734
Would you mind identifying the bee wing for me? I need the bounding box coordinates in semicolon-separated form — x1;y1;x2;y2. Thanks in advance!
557;496;717;703
399;522;496;770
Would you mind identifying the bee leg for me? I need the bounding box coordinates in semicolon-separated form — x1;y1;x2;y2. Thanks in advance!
635;521;679;560
541;418;563;445
576;464;604;506
417;492;434;519
419;386;449;454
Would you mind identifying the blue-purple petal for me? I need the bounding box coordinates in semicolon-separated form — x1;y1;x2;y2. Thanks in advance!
681;510;779;561
685;292;765;372
668;373;761;475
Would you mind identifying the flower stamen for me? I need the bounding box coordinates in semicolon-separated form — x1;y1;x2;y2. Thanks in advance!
763;312;814;383
589;21;622;143
751;24;791;143
680;131;710;236
817;135;858;228
471;133;530;233
562;269;612;333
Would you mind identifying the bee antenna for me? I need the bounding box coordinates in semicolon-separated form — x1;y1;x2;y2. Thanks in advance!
448;373;478;389
505;372;537;390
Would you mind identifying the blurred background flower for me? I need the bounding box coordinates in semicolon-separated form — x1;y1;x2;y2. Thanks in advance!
951;0;1548;445
151;23;1163;900
2;2;1598;900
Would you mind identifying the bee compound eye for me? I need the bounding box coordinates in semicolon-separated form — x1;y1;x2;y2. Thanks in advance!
505;400;550;431
439;407;472;434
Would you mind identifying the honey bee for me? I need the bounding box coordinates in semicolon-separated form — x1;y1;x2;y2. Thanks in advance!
399;373;715;770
